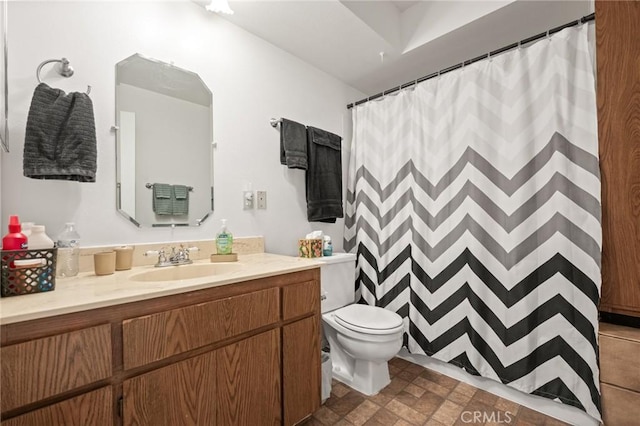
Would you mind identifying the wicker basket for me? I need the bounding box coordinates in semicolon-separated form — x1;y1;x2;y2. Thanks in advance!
1;248;57;297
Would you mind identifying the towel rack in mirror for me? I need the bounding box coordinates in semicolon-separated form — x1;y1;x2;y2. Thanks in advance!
36;57;91;95
145;183;194;192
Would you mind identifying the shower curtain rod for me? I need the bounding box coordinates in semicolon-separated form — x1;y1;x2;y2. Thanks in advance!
346;12;595;110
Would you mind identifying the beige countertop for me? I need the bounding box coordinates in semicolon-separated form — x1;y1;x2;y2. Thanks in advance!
0;253;323;325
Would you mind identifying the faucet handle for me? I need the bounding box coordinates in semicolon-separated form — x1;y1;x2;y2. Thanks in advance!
144;249;167;266
184;246;199;261
144;249;160;257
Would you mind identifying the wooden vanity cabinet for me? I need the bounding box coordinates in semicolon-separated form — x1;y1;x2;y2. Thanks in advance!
121;287;280;370
599;323;640;425
283;317;321;425
122;351;218;425
0;324;112;414
123;329;281;426
282;279;322;426
216;329;282;425
1;387;113;426
0;268;321;426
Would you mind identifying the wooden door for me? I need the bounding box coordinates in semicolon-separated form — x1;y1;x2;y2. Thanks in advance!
597;1;640;317
122;351;216;425
216;329;281;425
283;316;321;426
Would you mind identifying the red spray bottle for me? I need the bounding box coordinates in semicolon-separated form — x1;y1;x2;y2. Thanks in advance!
2;216;28;250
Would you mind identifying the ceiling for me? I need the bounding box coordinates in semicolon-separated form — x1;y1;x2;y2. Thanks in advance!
202;1;593;98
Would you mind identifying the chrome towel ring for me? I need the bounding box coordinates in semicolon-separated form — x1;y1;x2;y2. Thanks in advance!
36;58;91;95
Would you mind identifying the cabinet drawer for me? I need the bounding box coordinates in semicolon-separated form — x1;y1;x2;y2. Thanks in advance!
0;324;112;413
1;386;112;426
123;287;279;369
601;383;640;426
282;280;319;320
600;334;640;392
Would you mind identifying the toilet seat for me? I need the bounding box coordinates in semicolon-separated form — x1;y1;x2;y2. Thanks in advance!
334;304;403;335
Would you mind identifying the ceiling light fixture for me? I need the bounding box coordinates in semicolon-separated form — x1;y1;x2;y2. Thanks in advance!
205;0;234;15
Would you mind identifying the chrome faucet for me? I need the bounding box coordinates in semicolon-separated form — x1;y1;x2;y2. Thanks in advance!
144;245;200;267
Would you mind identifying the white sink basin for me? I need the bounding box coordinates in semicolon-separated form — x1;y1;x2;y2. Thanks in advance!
130;263;243;282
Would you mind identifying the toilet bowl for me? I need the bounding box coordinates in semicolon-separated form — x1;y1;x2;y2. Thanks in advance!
320;253;404;396
322;304;404;395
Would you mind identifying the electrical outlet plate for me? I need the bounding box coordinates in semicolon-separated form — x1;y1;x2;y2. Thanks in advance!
257;191;267;209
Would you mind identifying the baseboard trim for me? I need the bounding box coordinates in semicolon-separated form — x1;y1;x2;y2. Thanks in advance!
600;311;640;329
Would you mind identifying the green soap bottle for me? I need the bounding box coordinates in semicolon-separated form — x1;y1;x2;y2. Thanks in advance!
216;219;233;255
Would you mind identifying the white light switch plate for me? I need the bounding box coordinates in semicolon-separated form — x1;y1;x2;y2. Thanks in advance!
243;191;254;209
257;191;267;209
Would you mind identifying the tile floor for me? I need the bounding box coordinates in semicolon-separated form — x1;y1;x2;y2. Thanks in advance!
306;358;569;426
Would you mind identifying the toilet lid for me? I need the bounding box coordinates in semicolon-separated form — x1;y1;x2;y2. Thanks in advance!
334;304;403;335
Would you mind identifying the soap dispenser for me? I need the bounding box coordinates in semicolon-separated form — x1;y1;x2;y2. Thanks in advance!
216;219;233;255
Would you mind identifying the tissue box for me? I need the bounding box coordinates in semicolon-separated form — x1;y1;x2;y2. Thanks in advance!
298;238;323;258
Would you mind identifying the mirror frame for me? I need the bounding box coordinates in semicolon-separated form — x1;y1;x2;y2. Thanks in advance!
115;53;214;227
0;0;8;153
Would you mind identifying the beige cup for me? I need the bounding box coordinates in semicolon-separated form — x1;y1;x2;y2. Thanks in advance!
94;251;116;276
114;246;134;271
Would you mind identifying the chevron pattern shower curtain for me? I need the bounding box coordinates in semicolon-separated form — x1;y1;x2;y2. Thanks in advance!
344;25;601;420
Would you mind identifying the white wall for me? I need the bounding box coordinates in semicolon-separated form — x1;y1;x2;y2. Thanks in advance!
2;1;362;254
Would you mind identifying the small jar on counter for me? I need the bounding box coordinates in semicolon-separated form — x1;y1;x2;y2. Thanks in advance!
323;235;333;256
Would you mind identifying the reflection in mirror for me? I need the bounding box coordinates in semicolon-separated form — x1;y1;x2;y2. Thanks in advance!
115;54;213;227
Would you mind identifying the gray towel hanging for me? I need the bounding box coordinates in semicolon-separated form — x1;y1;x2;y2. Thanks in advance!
23;83;97;182
172;185;190;216
280;118;308;169
152;183;173;215
305;126;343;223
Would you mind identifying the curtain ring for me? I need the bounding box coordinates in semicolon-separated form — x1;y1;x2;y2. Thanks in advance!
405;79;417;94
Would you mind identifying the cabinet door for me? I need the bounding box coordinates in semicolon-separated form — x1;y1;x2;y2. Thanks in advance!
283;316;321;426
1;324;112;413
217;329;281;425
1;387;112;426
597;0;640;316
123;351;216;425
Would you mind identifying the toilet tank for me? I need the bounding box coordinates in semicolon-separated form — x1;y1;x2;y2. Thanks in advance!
320;253;357;313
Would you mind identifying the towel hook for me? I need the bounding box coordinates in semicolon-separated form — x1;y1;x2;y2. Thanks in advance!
36;58;91;95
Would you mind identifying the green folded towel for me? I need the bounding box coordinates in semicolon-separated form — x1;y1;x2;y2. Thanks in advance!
172;185;189;216
152;183;173;215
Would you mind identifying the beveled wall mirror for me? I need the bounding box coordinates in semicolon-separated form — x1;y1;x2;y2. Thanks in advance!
115;53;213;227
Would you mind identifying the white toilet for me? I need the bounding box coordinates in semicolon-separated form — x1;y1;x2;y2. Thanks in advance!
321;253;404;396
